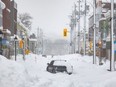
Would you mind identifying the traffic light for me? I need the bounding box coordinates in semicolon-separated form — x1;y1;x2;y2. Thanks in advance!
19;39;24;48
63;28;67;37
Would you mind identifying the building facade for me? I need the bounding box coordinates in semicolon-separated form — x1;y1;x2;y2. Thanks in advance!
0;0;5;55
0;0;17;58
10;0;17;35
89;0;116;62
16;18;30;55
101;2;116;60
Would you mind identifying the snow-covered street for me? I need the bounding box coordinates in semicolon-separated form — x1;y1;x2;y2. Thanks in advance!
1;0;116;87
0;54;116;87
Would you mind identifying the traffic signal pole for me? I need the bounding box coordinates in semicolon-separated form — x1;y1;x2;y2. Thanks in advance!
15;39;17;61
14;36;17;61
83;0;86;55
78;0;80;54
110;0;115;71
93;0;96;64
22;38;25;61
74;3;77;53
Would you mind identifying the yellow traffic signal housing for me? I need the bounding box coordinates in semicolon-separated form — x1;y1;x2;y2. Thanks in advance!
19;40;24;48
63;28;67;36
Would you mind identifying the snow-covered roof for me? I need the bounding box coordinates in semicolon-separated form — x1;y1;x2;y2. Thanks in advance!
29;38;37;42
99;17;106;21
0;26;3;30
17;18;30;36
102;0;116;3
104;10;110;18
10;35;21;41
102;0;110;2
6;29;11;34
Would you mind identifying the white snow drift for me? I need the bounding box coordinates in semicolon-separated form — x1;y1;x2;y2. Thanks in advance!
0;54;116;87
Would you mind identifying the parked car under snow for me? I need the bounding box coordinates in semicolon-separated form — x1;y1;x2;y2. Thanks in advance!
46;60;73;75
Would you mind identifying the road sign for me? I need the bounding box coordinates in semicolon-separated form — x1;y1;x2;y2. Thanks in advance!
114;40;116;53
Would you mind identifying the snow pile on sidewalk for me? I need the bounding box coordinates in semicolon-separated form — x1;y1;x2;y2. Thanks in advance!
0;55;29;87
0;54;116;87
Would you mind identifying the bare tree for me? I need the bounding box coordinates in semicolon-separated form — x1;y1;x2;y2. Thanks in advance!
18;13;32;30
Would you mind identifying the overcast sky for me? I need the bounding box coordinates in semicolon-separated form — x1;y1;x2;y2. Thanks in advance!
15;0;115;40
15;0;81;40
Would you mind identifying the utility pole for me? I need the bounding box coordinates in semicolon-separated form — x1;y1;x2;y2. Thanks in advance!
110;0;115;71
41;31;44;54
23;38;25;61
14;36;17;61
78;0;81;54
70;24;72;54
72;3;77;53
70;17;73;54
38;29;43;54
37;28;39;54
74;3;77;53
83;0;86;55
93;0;96;64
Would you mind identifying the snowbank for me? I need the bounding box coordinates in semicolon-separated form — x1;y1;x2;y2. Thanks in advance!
1;54;116;87
0;55;29;87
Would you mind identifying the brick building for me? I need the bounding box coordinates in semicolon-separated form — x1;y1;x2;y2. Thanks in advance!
1;0;17;58
10;0;17;35
0;0;5;55
2;0;17;35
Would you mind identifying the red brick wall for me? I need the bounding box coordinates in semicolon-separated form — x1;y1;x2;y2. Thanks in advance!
2;8;11;29
2;0;17;35
2;0;11;30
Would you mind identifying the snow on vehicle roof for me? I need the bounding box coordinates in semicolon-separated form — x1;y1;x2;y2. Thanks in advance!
53;60;71;66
